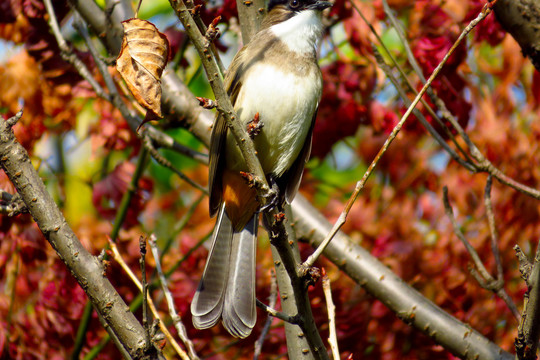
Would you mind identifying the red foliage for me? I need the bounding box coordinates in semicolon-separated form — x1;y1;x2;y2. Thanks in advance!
91;102;139;154
314;60;375;157
197;0;237;25
92;161;153;229
465;0;506;46
0;0;535;359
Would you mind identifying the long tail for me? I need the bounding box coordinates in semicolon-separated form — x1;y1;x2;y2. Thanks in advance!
191;203;258;338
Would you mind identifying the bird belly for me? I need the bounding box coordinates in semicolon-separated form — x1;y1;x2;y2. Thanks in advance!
226;63;321;177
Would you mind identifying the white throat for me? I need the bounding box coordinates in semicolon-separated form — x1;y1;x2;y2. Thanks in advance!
270;10;324;55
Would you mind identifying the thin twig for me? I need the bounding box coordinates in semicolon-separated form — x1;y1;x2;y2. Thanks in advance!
142;133;208;193
44;0;110;100
185;0;226;75
301;3;495;272
108;238;190;360
322;270;339;360
443;186;496;281
254;269;278;360
146;128;209;165
443;185;520;320
0;191;27;216
380;0;472;158
140;236;151;346
73;13;207;194
6;109;23;128
355;3;474;169
515;243;540;360
377;0;540;201
255;299;300;324
148;235;200;360
484;176;506;284
371;47;476;172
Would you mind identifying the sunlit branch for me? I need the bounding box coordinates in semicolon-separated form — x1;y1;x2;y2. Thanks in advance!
108;238;190;360
322;271;340;360
148;235;200;360
301;1;497;272
44;0;110;101
168;0;275;206
354;1;475;168
514;243;540;360
292;194;513;360
254;269;278;360
0;112;153;359
377;0;540;200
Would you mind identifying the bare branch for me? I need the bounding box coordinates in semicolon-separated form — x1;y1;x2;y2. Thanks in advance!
148;235;200;360
443;185;520;319
374;0;540;200
235;0;266;44
322;270;340;360
301;5;493;272
264;208;329;360
254;269;278;360
108;238;190;360
0;114;153;359
515;243;540;360
6;109;23;128
255;299;299;324
168;0;276;206
44;0;110;100
139;237;151;349
484;176;504;280
141;133;208;193
0;190;27;216
292;194;513;360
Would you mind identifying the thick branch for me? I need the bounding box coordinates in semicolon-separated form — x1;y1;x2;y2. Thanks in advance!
69;2;514;358
0;116;153;359
291;195;513;360
235;0;266;44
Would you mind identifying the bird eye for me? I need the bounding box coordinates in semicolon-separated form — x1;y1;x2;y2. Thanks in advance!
289;0;300;9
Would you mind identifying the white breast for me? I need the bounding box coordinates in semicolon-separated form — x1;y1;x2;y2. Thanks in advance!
226;62;322;177
271;10;324;55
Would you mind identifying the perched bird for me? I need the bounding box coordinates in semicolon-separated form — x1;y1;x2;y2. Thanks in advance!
191;0;331;338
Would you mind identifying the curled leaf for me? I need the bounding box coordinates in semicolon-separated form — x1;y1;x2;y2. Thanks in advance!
116;18;169;120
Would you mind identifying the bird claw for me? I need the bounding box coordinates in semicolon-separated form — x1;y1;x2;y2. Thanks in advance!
259;179;280;213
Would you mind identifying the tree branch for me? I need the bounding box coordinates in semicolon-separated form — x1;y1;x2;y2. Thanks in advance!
68;2;515;358
169;0;275;205
0;114;154;359
291;195;513;360
515;243;540;360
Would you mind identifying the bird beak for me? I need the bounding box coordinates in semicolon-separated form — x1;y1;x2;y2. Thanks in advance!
308;0;332;11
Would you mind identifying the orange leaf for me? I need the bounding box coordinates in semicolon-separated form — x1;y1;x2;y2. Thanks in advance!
116;18;169;119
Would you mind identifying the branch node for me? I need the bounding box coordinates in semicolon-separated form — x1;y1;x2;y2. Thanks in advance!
195;96;217;109
247;112;263;139
6;109;23;128
515;245;534;284
204;16;221;48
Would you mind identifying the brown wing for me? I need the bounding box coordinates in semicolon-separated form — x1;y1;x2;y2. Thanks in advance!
278;108;318;204
208;48;248;217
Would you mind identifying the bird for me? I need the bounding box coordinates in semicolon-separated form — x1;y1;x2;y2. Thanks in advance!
191;0;331;338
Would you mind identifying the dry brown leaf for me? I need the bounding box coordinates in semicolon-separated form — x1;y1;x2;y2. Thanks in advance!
116;18;169;121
